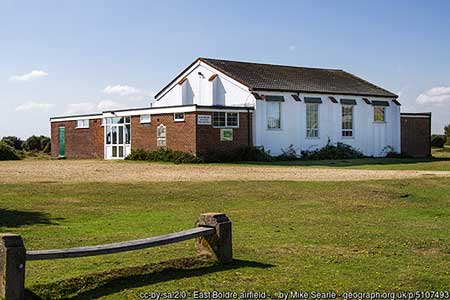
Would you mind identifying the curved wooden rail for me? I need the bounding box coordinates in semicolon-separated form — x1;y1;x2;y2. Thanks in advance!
26;227;215;260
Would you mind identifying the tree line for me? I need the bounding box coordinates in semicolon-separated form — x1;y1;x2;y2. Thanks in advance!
0;135;51;160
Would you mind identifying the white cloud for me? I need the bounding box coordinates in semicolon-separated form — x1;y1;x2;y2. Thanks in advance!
9;70;48;82
416;86;450;105
103;85;141;96
15;101;53;112
64;100;127;115
289;45;296;52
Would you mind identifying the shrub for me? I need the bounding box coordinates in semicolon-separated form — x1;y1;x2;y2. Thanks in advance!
445;124;450;145
126;148;203;164
0;142;21;161
203;146;273;163
431;135;446;148
301;141;364;160
276;144;299;161
23;135;51;152
1;136;24;150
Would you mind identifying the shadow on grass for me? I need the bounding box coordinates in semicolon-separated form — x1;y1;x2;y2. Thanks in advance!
27;257;274;300
238;157;450;168
0;208;62;230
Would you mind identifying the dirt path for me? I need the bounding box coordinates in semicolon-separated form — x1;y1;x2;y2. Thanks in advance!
0;160;449;184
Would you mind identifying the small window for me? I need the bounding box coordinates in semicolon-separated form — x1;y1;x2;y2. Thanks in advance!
226;112;239;127
157;124;166;146
213;112;239;128
76;119;89;128
267;101;281;129
213;112;226;127
140;115;151;124
342;105;353;137
306;103;319;138
374;107;385;122
174;112;185;122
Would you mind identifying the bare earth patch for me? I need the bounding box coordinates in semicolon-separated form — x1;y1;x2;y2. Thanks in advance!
1;160;450;184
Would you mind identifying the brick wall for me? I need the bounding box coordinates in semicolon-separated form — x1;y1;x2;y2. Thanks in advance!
51;118;104;159
196;112;252;159
401;114;431;158
131;112;197;153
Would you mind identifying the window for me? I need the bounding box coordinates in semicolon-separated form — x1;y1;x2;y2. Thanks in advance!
342;105;354;137
306;103;319;138
267;101;281;129
140;115;151;124
213;112;239;128
374;107;385;122
76;119;89;128
174;112;185;122
157;124;166;146
105;117;131;124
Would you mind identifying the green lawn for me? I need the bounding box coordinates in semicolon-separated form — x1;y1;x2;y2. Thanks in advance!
234;147;450;171
1;178;449;299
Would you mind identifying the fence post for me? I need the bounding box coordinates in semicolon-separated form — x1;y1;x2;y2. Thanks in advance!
196;213;232;263
0;234;26;300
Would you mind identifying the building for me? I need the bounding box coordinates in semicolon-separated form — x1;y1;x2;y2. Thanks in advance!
50;58;402;160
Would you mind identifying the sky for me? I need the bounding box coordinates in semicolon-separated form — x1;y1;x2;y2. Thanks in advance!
1;0;450;138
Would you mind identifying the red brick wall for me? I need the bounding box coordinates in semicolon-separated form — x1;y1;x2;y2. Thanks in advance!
401;114;431;158
51;118;104;159
196;112;252;158
131;112;197;154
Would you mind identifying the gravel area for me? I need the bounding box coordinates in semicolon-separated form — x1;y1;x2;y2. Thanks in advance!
0;160;449;184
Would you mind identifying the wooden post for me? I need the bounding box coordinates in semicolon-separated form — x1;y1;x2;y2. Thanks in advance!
0;234;26;300
196;213;232;263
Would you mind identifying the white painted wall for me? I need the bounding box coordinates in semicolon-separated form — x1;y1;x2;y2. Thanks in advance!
155;62;400;157
254;92;400;156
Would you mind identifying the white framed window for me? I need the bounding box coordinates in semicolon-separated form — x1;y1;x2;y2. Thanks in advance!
174;112;185;122
342;105;354;137
267;101;281;129
213;112;239;128
76;119;89;128
306;103;319;138
157;124;166;146
374;107;385;122
140;115;151;124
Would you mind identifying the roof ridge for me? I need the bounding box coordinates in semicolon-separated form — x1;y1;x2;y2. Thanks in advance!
199;57;343;72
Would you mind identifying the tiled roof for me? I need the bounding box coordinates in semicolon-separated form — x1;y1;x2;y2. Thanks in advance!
200;58;397;98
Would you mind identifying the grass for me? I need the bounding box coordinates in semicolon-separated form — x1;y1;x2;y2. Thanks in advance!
233;147;450;171
1;178;449;299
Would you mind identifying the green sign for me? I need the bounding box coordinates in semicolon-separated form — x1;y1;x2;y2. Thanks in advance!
59;127;65;157
220;129;233;141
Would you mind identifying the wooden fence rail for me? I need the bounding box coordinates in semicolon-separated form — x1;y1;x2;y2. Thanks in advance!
0;212;232;300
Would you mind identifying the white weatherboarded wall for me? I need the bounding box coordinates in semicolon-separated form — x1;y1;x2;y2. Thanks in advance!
155;62;400;157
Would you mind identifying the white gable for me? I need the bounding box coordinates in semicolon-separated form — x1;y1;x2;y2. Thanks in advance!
153;60;256;108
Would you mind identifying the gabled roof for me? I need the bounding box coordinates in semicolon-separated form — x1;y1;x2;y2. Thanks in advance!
155;57;398;99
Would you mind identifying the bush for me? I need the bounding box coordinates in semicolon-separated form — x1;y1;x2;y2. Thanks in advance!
23;135;51;152
1;136;24;150
203;146;273;163
431;135;446;148
0;142;21;161
301;141;364;160
126;148;203;164
276;144;299;161
445;124;450;145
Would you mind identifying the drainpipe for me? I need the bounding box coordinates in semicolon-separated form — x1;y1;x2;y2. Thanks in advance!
247;107;251;146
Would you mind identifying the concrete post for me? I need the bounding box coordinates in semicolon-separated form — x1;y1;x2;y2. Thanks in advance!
0;234;26;300
196;213;232;263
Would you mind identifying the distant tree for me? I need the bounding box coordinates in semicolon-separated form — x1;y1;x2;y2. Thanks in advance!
431;135;446;148
1;136;24;150
0;142;21;160
23;135;43;151
445;124;450;145
39;135;51;153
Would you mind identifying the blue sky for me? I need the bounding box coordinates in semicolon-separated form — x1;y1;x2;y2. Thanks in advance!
1;0;450;137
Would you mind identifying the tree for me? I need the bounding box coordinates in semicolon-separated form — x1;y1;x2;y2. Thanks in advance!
445;124;450;145
23;135;43;151
1;136;24;150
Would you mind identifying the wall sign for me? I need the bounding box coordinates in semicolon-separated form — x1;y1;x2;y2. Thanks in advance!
220;129;233;141
197;115;212;125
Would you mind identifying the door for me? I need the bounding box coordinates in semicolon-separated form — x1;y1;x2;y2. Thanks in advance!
59;127;65;157
105;121;131;159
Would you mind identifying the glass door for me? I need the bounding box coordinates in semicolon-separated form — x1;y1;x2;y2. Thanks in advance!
104;117;131;159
